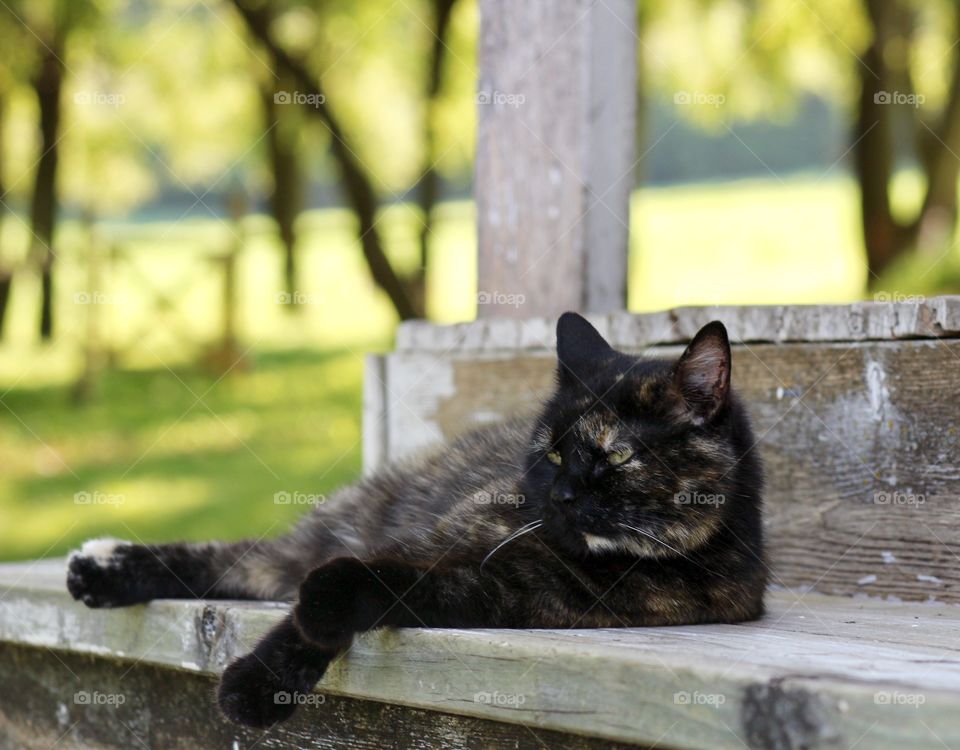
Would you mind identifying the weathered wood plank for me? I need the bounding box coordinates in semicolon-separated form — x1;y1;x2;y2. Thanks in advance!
475;0;636;317
0;644;642;750
372;338;960;603
2;561;960;749
397;296;960;352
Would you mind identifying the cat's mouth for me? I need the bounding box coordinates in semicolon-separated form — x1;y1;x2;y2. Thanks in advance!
543;506;690;559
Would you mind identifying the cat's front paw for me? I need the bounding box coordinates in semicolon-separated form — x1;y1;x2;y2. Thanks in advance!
218;651;298;728
294;557;388;645
218;617;335;728
66;538;140;608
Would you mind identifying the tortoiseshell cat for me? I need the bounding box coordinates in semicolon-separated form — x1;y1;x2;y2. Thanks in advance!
66;312;765;727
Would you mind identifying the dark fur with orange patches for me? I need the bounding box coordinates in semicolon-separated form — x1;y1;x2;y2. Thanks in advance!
67;313;765;728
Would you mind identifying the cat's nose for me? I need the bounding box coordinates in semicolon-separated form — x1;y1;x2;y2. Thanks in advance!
550;485;577;504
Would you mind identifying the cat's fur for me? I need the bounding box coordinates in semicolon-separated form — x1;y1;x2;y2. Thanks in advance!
66;312;766;728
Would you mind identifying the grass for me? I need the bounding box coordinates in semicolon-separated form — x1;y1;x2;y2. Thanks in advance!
0;173;956;562
0;349;367;561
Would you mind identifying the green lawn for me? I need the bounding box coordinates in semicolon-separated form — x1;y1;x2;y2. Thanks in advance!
0;174;955;561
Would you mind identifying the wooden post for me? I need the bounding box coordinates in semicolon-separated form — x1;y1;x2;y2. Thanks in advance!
475;0;637;318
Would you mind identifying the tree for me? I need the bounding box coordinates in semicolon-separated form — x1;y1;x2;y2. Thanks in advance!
411;0;459;313
854;0;960;283
29;27;65;340
261;66;304;302
230;0;421;320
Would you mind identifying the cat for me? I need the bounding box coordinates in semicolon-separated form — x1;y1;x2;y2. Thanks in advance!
66;312;766;728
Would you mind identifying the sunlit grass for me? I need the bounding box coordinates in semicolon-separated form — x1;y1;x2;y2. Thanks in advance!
0;349;366;560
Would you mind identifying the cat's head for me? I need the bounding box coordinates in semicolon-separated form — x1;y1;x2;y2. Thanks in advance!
522;312;759;559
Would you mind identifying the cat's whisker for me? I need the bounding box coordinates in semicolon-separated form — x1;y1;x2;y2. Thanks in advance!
618;523;686;558
481;520;543;570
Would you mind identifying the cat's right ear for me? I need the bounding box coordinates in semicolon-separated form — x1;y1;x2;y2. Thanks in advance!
556;312;613;386
672;320;731;424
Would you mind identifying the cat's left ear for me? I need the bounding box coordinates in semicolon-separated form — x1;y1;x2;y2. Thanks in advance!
673;321;731;424
556;312;614;386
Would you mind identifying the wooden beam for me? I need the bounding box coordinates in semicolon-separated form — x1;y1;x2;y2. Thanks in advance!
475;0;637;318
4;562;960;750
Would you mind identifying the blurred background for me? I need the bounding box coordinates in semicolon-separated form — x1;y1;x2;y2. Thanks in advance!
0;0;955;562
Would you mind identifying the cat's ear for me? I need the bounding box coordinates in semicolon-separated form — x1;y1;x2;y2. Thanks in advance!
673;321;731;424
556;312;613;386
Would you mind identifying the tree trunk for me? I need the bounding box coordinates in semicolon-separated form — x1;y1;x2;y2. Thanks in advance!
0;92;11;337
30;40;65;339
913;11;960;247
855;0;903;285
231;0;421;321
412;0;458;314
856;0;960;285
261;74;303;303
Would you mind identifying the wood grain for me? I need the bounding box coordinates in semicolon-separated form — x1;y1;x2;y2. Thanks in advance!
397;296;960;352
0;644;640;750
475;0;635;318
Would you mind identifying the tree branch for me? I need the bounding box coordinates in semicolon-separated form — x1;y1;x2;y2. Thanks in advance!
230;0;421;320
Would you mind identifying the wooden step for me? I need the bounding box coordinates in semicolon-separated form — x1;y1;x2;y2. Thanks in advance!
1;559;958;749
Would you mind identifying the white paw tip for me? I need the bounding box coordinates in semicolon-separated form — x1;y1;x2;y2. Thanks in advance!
69;537;127;567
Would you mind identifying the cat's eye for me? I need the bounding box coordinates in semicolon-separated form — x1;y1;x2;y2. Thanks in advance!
546;450;563;466
607;448;633;466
